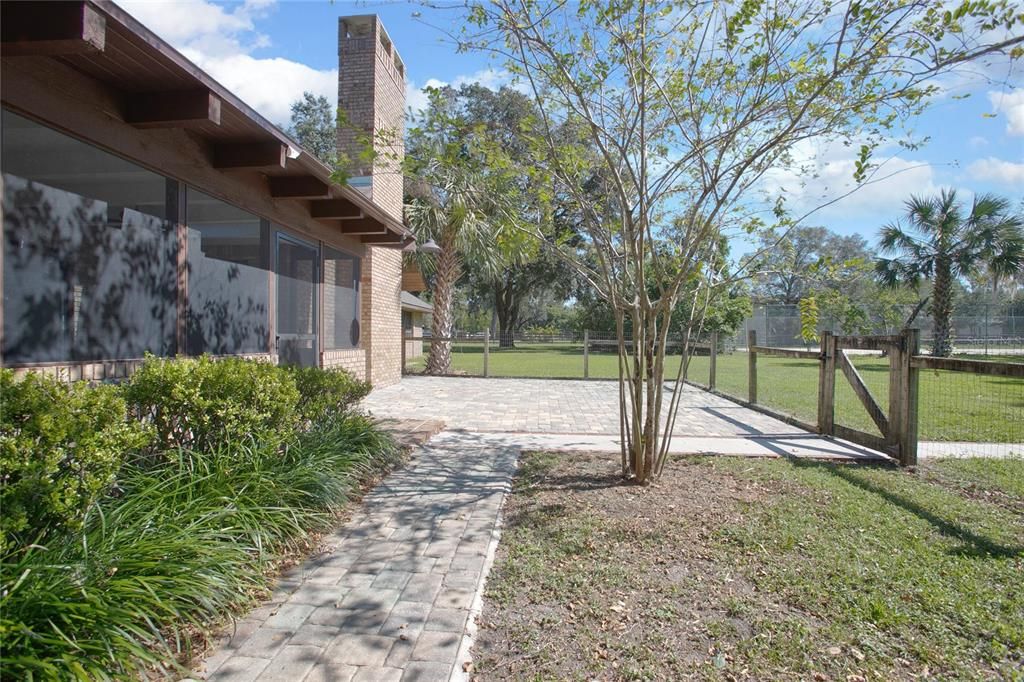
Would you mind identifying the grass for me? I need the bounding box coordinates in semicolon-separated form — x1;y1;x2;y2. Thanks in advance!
475;451;1024;681
0;414;400;680
406;343;1023;443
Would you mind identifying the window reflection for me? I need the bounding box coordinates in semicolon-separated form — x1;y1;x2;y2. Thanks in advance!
323;246;361;349
1;110;177;363
185;189;270;355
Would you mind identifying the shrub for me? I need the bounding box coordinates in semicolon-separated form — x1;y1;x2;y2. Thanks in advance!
123;355;299;453
0;370;150;557
0;413;399;679
284;365;371;424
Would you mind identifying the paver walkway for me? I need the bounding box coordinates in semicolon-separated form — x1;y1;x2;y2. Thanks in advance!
199;432;517;682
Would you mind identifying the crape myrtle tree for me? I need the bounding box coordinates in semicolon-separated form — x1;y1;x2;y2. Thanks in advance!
876;190;1024;357
464;0;1024;483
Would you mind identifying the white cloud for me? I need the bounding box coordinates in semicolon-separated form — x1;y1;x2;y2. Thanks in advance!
117;0;264;52
406;68;520;116
967;156;1024;185
988;88;1024;137
968;135;989;149
118;0;336;125
760;138;939;224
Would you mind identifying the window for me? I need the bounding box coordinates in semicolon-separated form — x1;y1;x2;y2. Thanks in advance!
402;311;413;331
2;109;177;363
323;246;361;349
186;189;270;355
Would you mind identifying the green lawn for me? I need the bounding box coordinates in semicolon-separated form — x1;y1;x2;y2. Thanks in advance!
474;452;1024;681
406;344;1022;443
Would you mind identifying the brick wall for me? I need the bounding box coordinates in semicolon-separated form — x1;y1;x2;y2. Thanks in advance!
322;349;366;378
338;15;405;387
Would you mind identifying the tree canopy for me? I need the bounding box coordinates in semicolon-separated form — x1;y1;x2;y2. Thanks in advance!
461;0;1024;482
876;189;1024;356
286;92;336;164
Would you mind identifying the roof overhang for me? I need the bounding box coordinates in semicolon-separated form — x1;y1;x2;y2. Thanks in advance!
0;0;413;247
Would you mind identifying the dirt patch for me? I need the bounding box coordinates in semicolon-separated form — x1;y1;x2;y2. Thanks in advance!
473;452;812;681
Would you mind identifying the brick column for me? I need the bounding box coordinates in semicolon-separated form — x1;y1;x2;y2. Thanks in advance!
338;15;406;386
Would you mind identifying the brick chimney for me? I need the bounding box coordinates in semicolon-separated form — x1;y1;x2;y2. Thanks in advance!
337;15;405;221
337;15;406;387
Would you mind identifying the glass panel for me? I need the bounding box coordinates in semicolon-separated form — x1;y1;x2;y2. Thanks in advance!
277;235;318;367
2;110;176;363
323;246;361;349
186;189;270;354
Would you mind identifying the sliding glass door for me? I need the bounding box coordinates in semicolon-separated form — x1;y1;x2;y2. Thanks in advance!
276;233;318;367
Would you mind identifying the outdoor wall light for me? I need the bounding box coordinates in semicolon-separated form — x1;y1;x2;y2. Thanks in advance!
418;239;442;254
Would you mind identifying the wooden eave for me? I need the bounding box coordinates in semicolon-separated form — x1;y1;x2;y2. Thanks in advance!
0;0;412;247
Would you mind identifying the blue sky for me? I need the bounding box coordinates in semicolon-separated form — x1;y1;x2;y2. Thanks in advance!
118;0;1023;250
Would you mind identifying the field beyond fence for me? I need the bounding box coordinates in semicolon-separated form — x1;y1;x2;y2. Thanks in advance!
404;332;1023;457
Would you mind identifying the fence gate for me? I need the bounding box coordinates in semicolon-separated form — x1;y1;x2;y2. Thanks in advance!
817;329;920;465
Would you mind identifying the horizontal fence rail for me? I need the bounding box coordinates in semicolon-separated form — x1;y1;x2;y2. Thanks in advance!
910;355;1024;377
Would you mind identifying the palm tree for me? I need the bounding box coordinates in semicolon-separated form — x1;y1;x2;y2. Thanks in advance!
406;163;507;374
876;189;1024;357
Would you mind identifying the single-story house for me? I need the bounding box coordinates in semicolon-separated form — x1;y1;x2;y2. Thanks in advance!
401;292;432;360
1;2;410;386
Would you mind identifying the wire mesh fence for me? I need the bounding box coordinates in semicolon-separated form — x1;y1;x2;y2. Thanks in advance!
404;331;713;380
914;365;1024;458
733;303;1024;356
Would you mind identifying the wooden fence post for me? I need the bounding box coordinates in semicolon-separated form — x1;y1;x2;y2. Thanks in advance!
899;328;920;466
817;331;835;436
709;331;718;389
887;331;904;455
748;329;757;403
583;330;590;379
483;329;490;378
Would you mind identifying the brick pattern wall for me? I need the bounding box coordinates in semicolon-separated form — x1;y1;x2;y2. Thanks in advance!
365;248;402;385
11;353;278;383
338;14;406;388
322;349;366;378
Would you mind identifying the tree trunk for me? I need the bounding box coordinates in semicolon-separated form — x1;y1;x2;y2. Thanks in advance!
426;243;459;374
930;256;954;357
494;280;518;349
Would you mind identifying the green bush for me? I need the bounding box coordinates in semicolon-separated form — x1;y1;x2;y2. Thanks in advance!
123;355;299;453
0;370;150;557
0;414;399;680
285;365;371;424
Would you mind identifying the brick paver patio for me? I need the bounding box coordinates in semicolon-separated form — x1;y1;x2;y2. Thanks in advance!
200;376;892;681
363;376;800;436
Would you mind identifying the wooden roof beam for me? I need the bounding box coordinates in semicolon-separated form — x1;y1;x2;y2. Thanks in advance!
2;1;106;56
213;141;287;170
268;175;331;199
126;89;221;129
340;219;388;235
361;232;410;246
310;198;362;219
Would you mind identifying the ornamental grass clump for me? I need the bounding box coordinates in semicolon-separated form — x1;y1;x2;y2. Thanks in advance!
0;359;397;679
